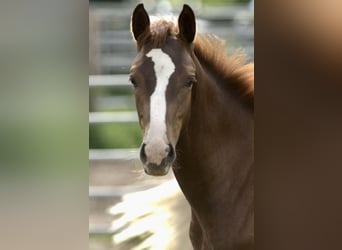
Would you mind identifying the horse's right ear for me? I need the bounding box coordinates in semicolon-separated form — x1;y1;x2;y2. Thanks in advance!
131;3;150;41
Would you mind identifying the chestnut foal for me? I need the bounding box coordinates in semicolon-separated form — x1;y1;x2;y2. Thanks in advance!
129;4;254;249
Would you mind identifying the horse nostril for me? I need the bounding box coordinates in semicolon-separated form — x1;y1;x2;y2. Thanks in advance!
140;143;147;163
166;144;175;160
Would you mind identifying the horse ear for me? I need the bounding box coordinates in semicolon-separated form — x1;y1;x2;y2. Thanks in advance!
131;3;150;41
178;4;196;43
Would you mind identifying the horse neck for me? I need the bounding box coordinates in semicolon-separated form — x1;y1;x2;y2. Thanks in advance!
174;53;254;223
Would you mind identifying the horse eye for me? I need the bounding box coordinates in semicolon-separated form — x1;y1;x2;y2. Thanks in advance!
129;76;137;87
185;78;196;88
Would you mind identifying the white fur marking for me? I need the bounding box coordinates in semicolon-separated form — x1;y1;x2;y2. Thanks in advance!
146;48;175;141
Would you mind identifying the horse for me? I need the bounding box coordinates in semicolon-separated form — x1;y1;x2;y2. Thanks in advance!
129;4;254;250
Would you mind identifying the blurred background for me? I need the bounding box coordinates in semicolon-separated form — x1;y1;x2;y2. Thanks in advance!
89;0;253;249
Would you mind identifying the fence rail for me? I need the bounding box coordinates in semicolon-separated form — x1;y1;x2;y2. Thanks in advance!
89;74;137;125
89;148;138;161
89;111;138;124
89;74;130;88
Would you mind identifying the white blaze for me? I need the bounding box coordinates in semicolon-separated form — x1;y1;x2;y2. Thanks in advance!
145;48;175;142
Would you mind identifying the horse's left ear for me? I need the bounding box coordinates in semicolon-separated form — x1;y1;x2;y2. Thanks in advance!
178;4;196;43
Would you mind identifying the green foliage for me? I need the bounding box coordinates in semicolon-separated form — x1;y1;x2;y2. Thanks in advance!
90;123;142;149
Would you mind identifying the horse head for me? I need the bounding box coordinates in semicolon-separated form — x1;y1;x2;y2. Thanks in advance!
130;4;197;176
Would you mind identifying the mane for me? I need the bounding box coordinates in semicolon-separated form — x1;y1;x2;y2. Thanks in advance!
138;17;179;48
194;34;254;112
137;18;254;111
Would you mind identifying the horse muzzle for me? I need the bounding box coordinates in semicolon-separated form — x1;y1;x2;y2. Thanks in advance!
140;142;175;176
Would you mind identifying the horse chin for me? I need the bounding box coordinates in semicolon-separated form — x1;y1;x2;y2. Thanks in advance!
144;163;171;176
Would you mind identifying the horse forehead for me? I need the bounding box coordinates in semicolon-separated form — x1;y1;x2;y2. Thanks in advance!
146;48;175;77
